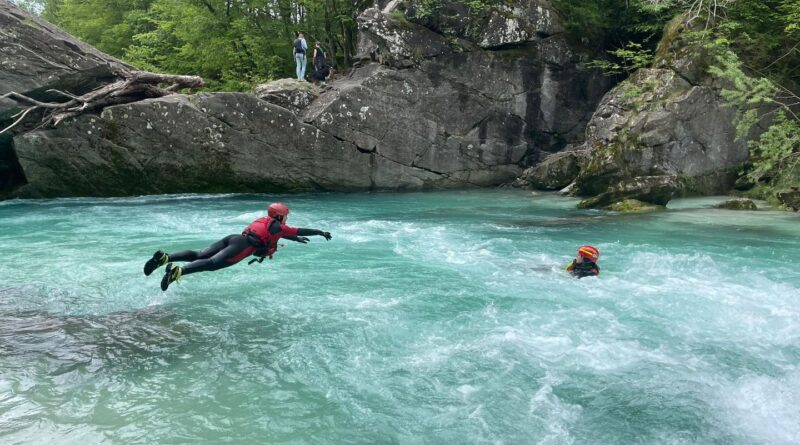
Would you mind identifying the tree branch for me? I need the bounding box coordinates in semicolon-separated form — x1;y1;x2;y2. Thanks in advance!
0;70;205;134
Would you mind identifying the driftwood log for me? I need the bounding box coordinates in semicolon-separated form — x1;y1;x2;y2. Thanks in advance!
1;69;203;134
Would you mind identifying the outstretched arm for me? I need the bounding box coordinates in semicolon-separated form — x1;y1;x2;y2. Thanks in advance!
283;235;311;244
296;228;332;240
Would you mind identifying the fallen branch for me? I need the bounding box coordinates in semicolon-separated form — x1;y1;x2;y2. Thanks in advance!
0;70;204;135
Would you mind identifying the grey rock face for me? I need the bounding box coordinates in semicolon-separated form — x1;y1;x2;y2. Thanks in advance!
0;1;131;195
565;17;780;208
0;2;128;118
3;1;612;198
253;79;320;115
475;0;565;48
12;93;374;197
399;0;564;49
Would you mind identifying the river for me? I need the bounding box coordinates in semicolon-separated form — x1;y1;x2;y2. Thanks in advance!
1;191;798;444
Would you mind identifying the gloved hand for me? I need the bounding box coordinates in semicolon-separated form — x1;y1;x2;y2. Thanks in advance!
297;236;310;244
322;231;332;241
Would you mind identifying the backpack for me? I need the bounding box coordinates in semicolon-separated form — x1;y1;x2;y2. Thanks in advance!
293;38;305;54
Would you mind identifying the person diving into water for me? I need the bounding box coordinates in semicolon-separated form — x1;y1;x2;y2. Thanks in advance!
565;245;600;278
143;202;332;291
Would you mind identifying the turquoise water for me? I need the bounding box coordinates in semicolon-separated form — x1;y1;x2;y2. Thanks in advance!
0;190;798;444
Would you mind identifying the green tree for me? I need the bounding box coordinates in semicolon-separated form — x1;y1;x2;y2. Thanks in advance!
31;0;370;90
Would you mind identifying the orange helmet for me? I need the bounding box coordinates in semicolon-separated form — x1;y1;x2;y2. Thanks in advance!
577;245;600;262
268;202;289;220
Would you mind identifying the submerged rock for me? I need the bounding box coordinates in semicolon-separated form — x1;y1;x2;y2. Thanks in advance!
715;198;758;210
607;199;664;213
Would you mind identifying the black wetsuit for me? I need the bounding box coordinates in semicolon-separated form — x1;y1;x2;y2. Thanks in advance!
169;220;326;276
168;234;253;276
566;260;600;278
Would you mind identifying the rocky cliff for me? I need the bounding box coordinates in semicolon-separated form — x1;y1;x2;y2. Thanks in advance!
521;18;766;208
0;0;612;198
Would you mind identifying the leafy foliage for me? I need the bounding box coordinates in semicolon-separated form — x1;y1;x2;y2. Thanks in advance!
25;0;371;91
700;3;800;188
588;42;655;75
747;112;800;182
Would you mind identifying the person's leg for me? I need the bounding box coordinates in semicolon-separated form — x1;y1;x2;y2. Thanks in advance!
295;54;303;80
180;235;254;276
161;235;254;290
299;54;307;80
168;235;231;263
146;235;232;276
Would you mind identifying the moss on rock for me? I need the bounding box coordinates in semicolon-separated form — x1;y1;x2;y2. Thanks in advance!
607;199;664;212
715;198;757;210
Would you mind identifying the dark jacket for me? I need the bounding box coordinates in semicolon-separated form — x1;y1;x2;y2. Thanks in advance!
566;260;600;278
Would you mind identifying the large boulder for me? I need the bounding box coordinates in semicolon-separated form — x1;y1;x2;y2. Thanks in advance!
2;1;613;198
571;18;753;207
577;175;681;208
12;93;373;197
346;5;611;166
1;1;129;195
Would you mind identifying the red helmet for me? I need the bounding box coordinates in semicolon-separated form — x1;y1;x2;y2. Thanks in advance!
577;245;600;261
268;202;289;220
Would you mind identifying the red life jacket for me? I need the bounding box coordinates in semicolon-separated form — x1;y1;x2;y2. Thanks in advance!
242;217;298;258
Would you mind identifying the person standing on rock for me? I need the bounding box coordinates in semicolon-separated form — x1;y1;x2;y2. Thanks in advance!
143;203;332;291
313;41;326;72
293;32;308;81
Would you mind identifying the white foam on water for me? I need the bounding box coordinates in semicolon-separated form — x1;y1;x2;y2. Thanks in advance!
717;372;800;445
231;210;265;222
528;373;581;445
